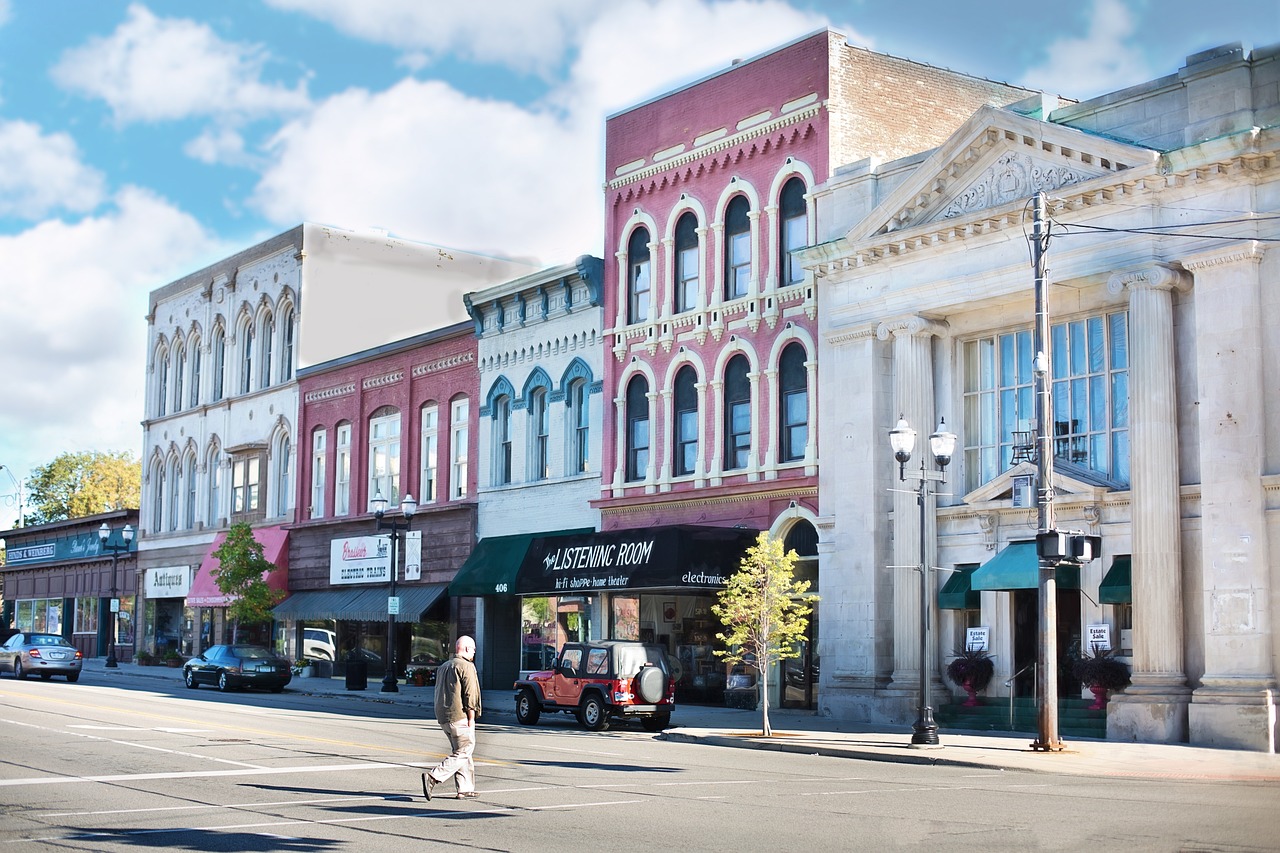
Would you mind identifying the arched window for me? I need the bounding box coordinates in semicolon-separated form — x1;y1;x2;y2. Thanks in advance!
368;407;400;508
189;338;202;409
151;460;165;533
779;342;808;463
723;355;751;470
274;433;290;517
450;397;469;499
211;327;226;402
310;427;326;519
167;457;181;532
779;177;808;286
723;196;751;300
260;314;274;390
567;379;589;474
492;395;512;486
626;375;649;482
528;387;549;481
627;228;651;325
239;320;254;394
420;405;438;502
674;213;699;314
280;307;295;382
206;444;222;527
156;346;169;417
183;453;197;530
673;366;698;477
335;422;352;515
173;343;186;413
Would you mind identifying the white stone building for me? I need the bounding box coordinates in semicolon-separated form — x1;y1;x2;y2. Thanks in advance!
808;43;1279;749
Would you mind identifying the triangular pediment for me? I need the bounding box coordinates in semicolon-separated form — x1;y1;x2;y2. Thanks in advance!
964;459;1120;506
849;106;1158;242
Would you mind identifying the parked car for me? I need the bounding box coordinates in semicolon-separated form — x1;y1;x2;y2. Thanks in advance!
183;645;293;693
302;628;337;660
514;640;674;732
0;632;83;682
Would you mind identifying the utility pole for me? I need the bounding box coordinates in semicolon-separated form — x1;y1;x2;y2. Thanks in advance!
1030;192;1065;752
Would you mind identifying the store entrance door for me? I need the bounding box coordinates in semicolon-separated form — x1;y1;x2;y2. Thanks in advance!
780;610;818;710
1012;587;1083;699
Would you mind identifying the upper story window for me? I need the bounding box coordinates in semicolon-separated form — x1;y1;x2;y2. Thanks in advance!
451;397;469;499
151;460;165;533
274;433;291;517
239;321;254;395
625;375;649;482
368;407;401;508
963;310;1129;492
189;340;202;409
310;428;326;519
673;365;698;477
230;454;261;516
674;213;699;314
568;379;589;474
211;327;226;402
183;453;197;530
627;228;651;325
167;457;181;532
779;177;808;286
778;342;808;463
260;315;275;390
335;422;352;515
723;354;751;470
156;347;170;417
723;196;751;301
173;343;186;413
420;404;438;503
205;444;222;527
529;387;549;481
280;307;295;382
492;395;512;486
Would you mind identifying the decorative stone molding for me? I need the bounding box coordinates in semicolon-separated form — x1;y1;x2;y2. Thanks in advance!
875;315;948;341
978;513;998;550
304;383;357;403
941;151;1092;220
1177;241;1265;272
412;352;474;377
363;371;403;390
1106;263;1191;295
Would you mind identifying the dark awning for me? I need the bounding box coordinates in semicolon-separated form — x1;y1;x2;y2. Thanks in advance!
273;583;446;622
449;529;594;597
517;525;760;595
938;567;979;610
970;541;1080;591
1099;556;1132;604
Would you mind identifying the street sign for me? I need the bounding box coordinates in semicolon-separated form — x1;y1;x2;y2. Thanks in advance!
109;598;120;613
388;596;400;615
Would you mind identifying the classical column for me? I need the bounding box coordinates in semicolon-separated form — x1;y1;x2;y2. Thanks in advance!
1105;264;1191;743
877;316;946;695
1183;243;1277;751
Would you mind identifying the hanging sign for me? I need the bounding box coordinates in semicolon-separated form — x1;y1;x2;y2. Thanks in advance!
404;531;422;581
965;627;990;652
329;536;391;585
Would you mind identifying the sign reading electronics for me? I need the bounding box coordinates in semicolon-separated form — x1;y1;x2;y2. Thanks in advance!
329;536;392;585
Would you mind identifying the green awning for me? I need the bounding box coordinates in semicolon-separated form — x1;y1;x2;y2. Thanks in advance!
1099;556;1132;604
970;541;1080;591
938;567;979;610
449;529;593;597
273;583;446;622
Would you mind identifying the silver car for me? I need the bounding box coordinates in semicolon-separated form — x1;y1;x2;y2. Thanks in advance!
0;633;83;682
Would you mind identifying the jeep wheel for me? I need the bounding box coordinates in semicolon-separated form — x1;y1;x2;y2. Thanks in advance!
641;713;671;732
515;688;541;725
578;694;610;731
635;665;667;704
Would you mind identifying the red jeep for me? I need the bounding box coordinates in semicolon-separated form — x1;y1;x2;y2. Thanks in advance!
513;640;675;732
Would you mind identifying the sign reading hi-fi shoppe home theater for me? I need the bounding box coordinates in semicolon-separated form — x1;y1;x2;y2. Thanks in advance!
516;526;759;595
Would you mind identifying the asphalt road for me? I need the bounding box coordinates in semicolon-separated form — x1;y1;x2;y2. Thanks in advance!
0;677;1275;852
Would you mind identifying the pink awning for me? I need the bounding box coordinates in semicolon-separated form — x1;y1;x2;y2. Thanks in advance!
188;526;290;607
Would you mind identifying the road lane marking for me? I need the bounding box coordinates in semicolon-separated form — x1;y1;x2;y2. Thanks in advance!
526;800;644;811
0;761;406;787
0;717;267;769
44;794;399;817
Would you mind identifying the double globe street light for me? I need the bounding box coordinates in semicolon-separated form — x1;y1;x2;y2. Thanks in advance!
98;522;135;668
889;415;957;747
371;493;417;693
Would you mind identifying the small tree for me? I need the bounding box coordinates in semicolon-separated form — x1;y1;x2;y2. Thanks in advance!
211;522;284;644
712;532;817;737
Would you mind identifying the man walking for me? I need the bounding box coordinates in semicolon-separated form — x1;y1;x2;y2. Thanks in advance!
422;635;482;800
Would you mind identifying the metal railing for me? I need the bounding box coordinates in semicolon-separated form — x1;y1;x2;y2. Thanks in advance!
1005;662;1036;730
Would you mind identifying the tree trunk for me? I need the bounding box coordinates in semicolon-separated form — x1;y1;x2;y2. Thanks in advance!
760;664;771;737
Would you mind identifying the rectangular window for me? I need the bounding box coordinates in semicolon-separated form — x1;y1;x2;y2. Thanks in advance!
494;399;512;486
368;413;401;508
783;216;807;285
74;598;98;635
231;456;261;513
630;259;650;324
782;388;808;462
728;400;751;469
451;398;469;499
420;406;438;502
728;231;751;299
530;390;549;481
963;311;1129;491
310;429;326;519
628;416;649;480
570;382;589;473
335;424;352;515
677;245;699;313
676;409;698;476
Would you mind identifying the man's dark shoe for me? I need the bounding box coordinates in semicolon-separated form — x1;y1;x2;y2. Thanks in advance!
422;773;436;801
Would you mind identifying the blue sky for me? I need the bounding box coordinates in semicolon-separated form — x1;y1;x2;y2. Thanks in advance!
0;0;1275;526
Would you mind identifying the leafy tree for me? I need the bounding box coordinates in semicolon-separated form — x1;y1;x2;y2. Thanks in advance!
712;532;817;737
25;451;141;524
211;522;285;643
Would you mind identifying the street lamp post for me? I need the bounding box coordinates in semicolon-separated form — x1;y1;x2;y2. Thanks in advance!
372;493;417;693
98;522;135;668
889;415;957;747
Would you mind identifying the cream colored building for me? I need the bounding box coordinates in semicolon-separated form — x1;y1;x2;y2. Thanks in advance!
808;43;1279;750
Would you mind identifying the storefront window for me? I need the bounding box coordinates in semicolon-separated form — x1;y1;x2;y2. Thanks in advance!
520;596;594;670
116;597;136;645
611;596;640;640
16;599;62;634
74;598;99;635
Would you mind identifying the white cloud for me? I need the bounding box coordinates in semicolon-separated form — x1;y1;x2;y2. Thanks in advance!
249;0;833;265
0;0;11;28
0;188;214;489
184;126;252;166
1020;0;1153;99
0;120;106;219
51;2;311;123
264;0;598;76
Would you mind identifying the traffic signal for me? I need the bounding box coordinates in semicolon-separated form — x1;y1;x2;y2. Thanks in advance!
1036;530;1102;563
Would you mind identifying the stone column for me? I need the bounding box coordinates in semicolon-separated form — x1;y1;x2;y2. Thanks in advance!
877;316;946;695
1183;243;1277;752
1105;264;1192;743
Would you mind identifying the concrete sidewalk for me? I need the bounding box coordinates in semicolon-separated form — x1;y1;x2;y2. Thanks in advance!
78;657;1280;784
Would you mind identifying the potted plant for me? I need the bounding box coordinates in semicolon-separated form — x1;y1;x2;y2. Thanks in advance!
163;649;184;668
945;647;995;707
1072;645;1131;709
293;659;311;677
135;651;155;666
406;666;432;687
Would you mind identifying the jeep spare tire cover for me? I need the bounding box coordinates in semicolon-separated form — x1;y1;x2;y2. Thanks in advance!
635;665;666;703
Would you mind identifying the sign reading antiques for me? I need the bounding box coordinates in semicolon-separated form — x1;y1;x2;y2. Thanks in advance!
329;536;391;585
517;526;758;595
144;566;191;599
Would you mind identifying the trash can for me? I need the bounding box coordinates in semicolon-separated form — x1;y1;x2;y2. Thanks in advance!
345;659;368;691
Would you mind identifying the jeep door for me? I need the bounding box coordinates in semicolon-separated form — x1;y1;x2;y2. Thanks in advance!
547;646;584;704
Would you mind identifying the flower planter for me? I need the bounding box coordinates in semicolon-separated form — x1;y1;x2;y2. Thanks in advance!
1087;685;1108;710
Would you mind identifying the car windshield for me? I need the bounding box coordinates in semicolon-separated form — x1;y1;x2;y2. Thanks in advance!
231;646;275;659
30;634;70;647
613;644;669;678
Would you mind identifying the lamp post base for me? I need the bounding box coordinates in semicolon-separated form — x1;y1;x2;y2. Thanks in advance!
910;706;940;747
381;673;399;693
105;655;118;669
